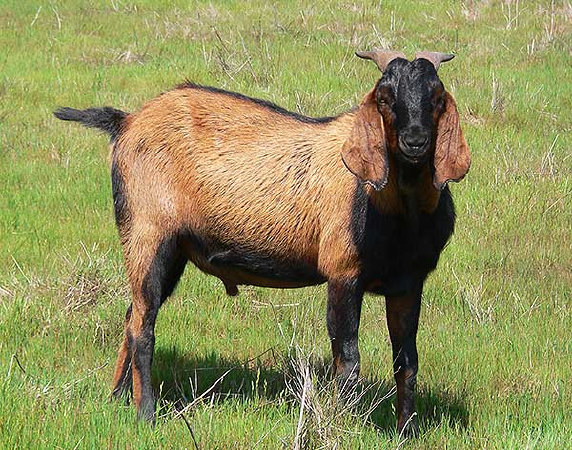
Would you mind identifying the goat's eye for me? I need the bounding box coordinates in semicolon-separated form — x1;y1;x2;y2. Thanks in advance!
377;85;395;110
378;99;394;110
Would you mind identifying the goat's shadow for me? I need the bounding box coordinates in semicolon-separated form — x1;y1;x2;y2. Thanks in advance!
152;347;469;434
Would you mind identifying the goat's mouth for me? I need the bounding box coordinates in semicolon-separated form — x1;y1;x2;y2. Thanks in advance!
397;146;429;165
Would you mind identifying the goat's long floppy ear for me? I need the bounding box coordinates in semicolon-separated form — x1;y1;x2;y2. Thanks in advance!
433;92;471;190
341;90;388;190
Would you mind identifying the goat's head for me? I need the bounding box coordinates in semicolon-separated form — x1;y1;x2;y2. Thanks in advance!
342;50;470;191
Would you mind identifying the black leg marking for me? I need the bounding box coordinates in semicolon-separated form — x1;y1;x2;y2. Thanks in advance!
386;283;422;437
326;278;364;396
112;304;133;402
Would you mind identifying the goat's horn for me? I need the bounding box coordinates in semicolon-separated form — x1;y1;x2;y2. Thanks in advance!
355;50;406;72
415;51;455;70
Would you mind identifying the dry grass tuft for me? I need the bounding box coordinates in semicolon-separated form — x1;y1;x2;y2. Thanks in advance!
285;346;393;449
58;243;127;313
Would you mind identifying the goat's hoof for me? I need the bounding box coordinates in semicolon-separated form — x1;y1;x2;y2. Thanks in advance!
334;373;359;406
137;400;156;425
110;385;132;406
398;416;419;439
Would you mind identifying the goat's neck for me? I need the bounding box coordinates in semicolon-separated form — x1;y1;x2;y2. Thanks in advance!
368;156;440;220
397;163;423;231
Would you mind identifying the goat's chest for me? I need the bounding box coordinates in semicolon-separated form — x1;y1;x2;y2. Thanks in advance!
353;187;456;296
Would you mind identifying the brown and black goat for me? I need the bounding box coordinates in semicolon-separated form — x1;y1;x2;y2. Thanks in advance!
54;50;470;435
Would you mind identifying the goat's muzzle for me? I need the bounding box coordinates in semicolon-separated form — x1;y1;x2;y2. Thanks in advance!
397;128;431;165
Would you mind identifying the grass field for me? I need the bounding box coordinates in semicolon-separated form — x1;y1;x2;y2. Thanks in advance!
1;0;571;448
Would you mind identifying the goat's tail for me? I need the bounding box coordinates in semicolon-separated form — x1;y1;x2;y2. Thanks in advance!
53;106;128;141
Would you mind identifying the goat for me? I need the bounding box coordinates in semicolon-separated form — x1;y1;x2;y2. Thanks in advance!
54;50;470;435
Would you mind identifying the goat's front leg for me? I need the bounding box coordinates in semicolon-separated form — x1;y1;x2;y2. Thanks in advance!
327;278;363;396
385;283;422;437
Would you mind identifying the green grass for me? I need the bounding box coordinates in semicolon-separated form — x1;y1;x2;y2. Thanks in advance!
1;0;571;448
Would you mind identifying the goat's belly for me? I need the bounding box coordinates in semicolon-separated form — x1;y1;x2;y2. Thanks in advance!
207;249;325;284
210;266;325;289
180;234;325;291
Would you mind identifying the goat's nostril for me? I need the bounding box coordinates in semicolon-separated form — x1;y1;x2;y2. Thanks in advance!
404;135;428;149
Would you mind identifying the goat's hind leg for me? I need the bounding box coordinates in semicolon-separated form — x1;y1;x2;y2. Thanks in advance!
111;228;186;422
111;304;133;401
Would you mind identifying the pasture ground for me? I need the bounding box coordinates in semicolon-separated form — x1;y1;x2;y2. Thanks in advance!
1;0;570;448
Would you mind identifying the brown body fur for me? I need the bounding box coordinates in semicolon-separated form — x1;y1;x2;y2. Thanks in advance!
118;87;357;286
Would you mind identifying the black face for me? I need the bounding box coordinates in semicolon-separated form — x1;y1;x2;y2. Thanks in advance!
376;58;446;165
